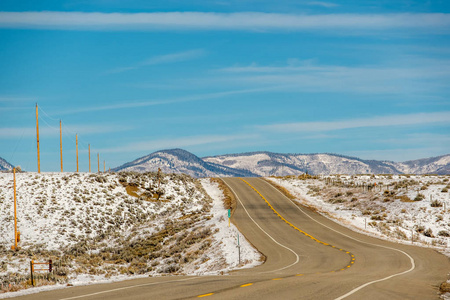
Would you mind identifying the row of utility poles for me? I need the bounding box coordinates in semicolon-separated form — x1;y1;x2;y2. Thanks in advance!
35;103;106;173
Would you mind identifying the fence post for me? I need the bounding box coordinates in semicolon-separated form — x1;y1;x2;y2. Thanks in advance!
30;261;34;287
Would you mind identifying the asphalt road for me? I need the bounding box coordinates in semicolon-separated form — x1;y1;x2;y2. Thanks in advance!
12;178;449;300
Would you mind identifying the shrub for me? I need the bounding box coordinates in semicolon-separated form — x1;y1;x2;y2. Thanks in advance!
430;200;443;207
414;193;425;201
423;228;434;238
438;230;450;237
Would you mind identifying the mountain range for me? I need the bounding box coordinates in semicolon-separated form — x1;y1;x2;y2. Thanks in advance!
113;149;450;177
0;157;14;171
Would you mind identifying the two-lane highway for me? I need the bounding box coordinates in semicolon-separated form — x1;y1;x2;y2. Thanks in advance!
12;178;449;300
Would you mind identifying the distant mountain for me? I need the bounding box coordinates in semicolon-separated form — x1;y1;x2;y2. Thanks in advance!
114;149;450;177
0;157;14;171
390;155;450;175
203;152;403;176
113;149;256;177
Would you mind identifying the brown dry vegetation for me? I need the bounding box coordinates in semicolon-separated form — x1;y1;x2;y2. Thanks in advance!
210;178;236;213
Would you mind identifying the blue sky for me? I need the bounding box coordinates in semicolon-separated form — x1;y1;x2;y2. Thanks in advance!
1;0;449;172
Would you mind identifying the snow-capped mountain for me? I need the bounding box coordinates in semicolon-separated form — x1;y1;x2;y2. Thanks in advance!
203;152;403;176
393;155;450;175
113;148;256;177
0;157;14;171
114;149;450;177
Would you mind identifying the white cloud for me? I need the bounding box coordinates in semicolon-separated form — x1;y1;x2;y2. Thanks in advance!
0;124;133;138
100;133;259;153
218;60;450;94
259;112;450;133
307;2;339;8
0;12;449;32
107;49;205;74
57;86;283;115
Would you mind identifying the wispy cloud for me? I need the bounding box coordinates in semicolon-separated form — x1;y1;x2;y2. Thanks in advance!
307;2;339;8
0;12;449;33
218;59;450;94
57;86;284;115
107;49;205;74
100;133;259;153
0;124;133;138
259;112;450;133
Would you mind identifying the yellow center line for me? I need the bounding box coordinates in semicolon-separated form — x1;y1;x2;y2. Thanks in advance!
198;293;214;297
272;278;282;280
240;178;356;271
296;274;304;276
240;283;253;287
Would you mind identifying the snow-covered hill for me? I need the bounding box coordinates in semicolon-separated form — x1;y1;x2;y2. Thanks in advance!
267;174;450;256
203;152;403;176
0;157;13;171
113;149;256;177
0;172;260;295
114;149;450;177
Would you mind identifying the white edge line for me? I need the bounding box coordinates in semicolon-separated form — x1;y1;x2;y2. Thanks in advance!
222;179;300;273
259;178;416;300
58;277;200;300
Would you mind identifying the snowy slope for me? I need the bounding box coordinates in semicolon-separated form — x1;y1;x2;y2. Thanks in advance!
395;155;450;175
0;172;260;295
203;152;402;176
114;149;256;178
267;174;450;257
0;158;13;171
113;149;450;177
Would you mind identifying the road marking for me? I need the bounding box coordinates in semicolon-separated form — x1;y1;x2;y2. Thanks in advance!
58;277;200;300
240;283;253;287
260;178;416;300
240;179;355;271
296;274;304;276
272;278;282;280
222;180;300;273
198;293;214;297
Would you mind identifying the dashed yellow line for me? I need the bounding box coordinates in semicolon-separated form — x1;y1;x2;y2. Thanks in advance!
272;278;282;281
198;293;214;297
240;283;253;287
240;178;355;272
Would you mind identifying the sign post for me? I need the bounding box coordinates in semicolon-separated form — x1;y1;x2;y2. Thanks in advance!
228;209;231;227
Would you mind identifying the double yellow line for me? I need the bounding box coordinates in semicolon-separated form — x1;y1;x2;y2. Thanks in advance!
240;178;355;272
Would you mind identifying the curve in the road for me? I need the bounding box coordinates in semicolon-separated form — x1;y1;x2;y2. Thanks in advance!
240;178;356;273
257;178;417;300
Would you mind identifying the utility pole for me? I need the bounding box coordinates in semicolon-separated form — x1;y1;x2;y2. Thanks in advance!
103;160;105;173
11;168;19;250
88;144;91;172
36;104;40;173
97;153;100;173
60;120;63;172
76;134;79;172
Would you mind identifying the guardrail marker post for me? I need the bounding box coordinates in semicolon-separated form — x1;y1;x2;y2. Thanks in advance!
237;233;241;265
30;261;34;287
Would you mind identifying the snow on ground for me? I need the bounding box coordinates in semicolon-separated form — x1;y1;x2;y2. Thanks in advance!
200;179;261;274
0;172;260;298
267;175;450;256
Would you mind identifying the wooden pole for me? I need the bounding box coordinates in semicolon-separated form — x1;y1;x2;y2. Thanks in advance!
13;167;17;250
36;104;40;173
76;134;79;172
88;144;91;172
97;153;100;173
60;120;63;172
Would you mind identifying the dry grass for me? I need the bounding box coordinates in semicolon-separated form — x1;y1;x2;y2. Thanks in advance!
261;178;296;200
125;185;140;198
211;178;236;212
